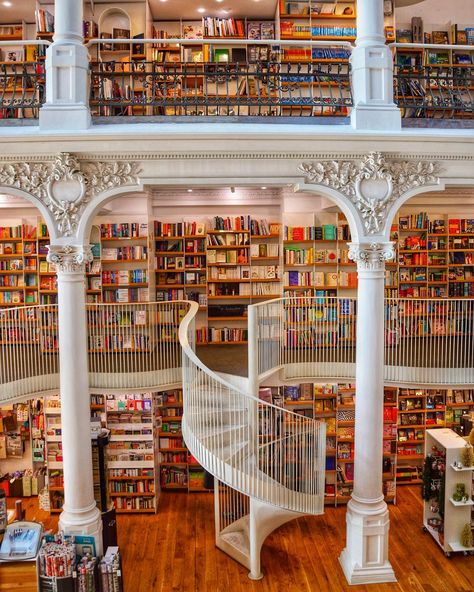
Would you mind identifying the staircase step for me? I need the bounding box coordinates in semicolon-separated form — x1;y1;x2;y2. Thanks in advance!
219;530;250;558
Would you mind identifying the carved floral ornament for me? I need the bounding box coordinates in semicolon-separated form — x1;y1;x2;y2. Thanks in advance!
0;153;142;237
46;245;94;274
298;152;441;235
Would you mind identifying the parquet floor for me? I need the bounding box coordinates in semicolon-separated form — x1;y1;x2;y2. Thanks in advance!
10;486;474;592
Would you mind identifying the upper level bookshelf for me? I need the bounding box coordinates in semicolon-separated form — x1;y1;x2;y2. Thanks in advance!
279;0;357;42
386;212;474;299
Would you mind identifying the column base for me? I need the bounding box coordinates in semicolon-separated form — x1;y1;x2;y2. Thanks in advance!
39;104;91;131
351;104;401;131
339;550;396;585
339;498;396;586
59;503;103;556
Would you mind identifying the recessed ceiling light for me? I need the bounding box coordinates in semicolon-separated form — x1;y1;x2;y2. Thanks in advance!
197;7;206;13
261;186;267;190
2;1;12;7
187;189;193;193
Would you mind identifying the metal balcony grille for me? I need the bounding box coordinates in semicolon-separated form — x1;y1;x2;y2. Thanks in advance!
90;60;352;118
0;61;45;119
394;64;474;119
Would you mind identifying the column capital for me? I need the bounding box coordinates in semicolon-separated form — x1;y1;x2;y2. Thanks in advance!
348;242;395;271
47;245;93;274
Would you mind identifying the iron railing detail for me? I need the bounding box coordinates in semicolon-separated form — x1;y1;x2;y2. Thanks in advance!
90;60;352;118
0;61;46;119
394;64;474;119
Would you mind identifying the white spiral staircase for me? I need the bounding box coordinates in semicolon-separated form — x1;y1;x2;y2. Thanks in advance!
1;296;472;578
178;302;326;579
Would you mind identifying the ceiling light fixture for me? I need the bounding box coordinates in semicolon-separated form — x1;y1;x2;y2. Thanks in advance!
187;189;193;193
2;1;12;6
197;7;206;13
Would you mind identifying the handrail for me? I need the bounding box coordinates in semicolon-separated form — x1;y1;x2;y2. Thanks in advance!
178;301;325;422
389;42;474;51
178;300;326;514
0;40;51;47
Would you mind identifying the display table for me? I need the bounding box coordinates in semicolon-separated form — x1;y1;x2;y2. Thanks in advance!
0;558;38;592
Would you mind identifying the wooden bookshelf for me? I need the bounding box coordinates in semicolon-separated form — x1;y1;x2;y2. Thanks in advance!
385;212;474;299
259;382;397;506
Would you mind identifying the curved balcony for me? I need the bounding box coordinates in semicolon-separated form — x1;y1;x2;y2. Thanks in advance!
249;296;474;387
0;296;472;406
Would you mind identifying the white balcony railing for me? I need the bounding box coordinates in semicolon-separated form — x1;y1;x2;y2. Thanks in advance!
0;296;472;406
249;296;474;387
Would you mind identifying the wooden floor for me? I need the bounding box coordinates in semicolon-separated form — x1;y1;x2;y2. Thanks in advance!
10;486;474;592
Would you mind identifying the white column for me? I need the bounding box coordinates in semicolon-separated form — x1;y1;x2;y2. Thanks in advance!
350;0;401;130
339;242;396;585
47;245;102;554
39;0;91;131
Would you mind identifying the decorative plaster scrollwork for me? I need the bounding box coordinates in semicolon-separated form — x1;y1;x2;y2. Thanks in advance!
298;152;441;235
348;242;395;271
0;153;141;238
46;245;94;274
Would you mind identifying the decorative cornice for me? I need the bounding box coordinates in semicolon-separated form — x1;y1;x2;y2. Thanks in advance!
298;152;441;235
0;151;471;163
0;153;141;238
46;245;93;274
348;242;395;271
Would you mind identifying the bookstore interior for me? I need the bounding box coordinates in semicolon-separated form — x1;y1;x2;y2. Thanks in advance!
0;0;474;119
0;0;473;591
0;180;473;590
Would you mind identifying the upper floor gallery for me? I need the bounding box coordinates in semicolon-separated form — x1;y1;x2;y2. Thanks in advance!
0;0;473;137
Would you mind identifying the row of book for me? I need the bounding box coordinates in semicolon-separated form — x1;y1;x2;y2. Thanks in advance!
250;244;280;258
101;223;148;239
195;327;248;344
211;215;251;231
285;328;338;347
207;249;248;264
102;270;148;285
109;480;154;493
312;26;356;37
284;224;338;241
102;288;149;303
208;283;251;296
312;48;352;60
112;496;155;510
201;17;246;38
285;271;340;287
0;225;23;239
102;246;148;261
35;9;54;33
0;243;22;255
88;335;150;351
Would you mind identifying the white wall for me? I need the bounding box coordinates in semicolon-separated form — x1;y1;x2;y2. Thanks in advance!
396;0;474;28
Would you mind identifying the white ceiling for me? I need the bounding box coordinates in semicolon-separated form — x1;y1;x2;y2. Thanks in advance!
0;1;279;24
0;0;432;25
147;0;278;20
